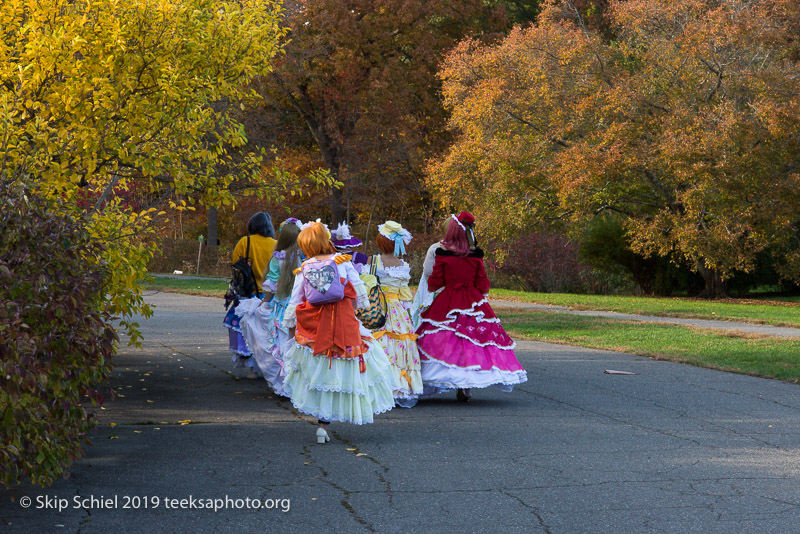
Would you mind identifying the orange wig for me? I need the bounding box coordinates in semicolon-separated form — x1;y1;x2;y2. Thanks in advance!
297;222;336;258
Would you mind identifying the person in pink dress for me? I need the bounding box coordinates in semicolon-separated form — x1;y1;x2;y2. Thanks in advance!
415;212;527;401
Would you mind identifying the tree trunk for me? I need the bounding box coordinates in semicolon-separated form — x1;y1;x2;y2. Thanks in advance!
327;185;346;224
697;261;728;299
207;206;219;247
316;131;346;223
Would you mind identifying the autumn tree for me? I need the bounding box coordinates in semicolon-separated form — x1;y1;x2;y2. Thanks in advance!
0;0;295;337
0;0;307;485
254;0;509;230
430;0;800;297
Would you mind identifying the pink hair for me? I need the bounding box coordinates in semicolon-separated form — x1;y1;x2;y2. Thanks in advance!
440;218;470;256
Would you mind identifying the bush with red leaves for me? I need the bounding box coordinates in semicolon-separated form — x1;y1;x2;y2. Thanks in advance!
0;183;117;487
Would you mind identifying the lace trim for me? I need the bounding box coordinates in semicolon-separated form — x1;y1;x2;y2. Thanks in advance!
288;380;397;395
419;314;502;328
284;340;393;366
378;263;411;279
422;377;527;389
223;323;244;334
263;279;277;292
288;404;394;426
283;300;299;327
417;347;523;371
416;326;517;350
284;360;398;392
418;298;502;327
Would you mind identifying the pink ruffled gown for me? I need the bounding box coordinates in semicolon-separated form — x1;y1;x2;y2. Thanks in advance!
415;247;527;394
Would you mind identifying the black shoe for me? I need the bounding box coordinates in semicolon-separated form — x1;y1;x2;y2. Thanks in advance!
457;388;471;402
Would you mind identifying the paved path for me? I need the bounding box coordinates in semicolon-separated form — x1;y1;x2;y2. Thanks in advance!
3;292;800;533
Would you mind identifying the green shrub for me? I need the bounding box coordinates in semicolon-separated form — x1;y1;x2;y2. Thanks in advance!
579;215;703;296
0;183;117;487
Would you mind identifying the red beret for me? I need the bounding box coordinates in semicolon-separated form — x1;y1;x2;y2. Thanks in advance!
457;211;475;225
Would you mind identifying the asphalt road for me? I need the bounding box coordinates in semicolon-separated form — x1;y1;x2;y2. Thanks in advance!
3;292;800;533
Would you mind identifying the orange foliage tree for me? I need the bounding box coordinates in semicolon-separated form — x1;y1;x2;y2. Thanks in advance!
251;0;510;229
430;0;800;297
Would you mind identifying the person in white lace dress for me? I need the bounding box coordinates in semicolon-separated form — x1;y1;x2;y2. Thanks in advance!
281;222;397;443
369;221;424;408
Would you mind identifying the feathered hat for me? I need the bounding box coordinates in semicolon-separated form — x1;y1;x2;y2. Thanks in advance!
331;222;363;250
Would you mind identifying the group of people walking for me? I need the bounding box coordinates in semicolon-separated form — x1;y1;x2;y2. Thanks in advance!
223;212;527;443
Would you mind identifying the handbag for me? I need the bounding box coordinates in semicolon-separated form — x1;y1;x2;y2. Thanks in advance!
356;256;388;329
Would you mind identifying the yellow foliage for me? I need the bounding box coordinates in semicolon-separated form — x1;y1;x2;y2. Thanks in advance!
1;0;287;342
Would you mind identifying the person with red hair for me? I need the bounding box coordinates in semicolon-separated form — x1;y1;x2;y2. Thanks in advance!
281;221;397;443
368;221;424;407
415;212;527;401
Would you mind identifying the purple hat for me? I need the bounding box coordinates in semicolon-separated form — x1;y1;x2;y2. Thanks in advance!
331;222;363;249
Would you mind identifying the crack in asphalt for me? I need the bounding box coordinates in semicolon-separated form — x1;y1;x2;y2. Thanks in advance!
300;446;376;533
498;489;553;534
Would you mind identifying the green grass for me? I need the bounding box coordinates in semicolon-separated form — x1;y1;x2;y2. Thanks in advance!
489;288;800;328
143;275;228;297
496;307;800;383
143;274;800;327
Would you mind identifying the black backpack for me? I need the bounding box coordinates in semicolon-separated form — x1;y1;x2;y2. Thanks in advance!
230;236;259;297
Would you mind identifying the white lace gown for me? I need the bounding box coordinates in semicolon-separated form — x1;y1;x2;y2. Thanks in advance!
280;255;398;424
410;242;442;329
371;258;424;408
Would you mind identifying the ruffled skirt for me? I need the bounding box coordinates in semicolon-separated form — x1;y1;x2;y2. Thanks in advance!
266;298;291;396
224;301;258;372
416;298;527;393
235;297;287;394
282;338;397;424
374;298;423;407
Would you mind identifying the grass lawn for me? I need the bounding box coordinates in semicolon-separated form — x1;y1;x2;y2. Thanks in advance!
490;288;800;328
144;274;800;327
496;307;800;384
143;275;228;297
